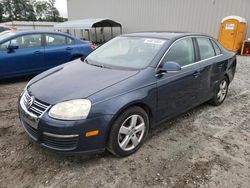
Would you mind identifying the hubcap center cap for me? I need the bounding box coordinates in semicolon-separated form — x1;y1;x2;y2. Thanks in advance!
129;129;136;136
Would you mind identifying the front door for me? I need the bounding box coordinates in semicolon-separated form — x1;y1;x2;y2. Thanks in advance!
0;34;44;78
156;37;201;122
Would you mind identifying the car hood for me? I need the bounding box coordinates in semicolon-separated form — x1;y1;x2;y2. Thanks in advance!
28;60;139;104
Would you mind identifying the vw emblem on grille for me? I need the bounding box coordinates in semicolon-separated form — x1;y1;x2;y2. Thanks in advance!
27;96;35;109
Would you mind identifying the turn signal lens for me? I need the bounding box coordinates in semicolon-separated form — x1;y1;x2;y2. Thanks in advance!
85;130;99;137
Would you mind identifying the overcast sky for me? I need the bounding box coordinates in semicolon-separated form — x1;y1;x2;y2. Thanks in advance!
54;0;68;18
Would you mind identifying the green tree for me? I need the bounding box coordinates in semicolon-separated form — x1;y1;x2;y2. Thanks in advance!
12;0;23;20
34;1;48;20
2;0;13;21
13;0;36;21
0;2;4;22
26;5;36;21
46;0;60;22
0;0;65;23
1;0;36;21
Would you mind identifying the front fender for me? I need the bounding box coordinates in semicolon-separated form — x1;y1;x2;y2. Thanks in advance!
88;83;157;122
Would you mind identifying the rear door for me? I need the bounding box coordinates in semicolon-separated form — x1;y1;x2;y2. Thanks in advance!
156;37;201;122
44;34;75;68
0;34;44;78
195;37;225;103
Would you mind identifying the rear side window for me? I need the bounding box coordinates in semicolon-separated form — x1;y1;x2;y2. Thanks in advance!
211;40;221;55
67;37;74;45
46;34;67;46
163;38;195;67
197;38;215;60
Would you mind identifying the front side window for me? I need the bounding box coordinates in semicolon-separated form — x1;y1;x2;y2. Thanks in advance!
197;38;215;60
46;34;67;46
11;34;42;49
162;38;195;67
0;40;10;51
87;36;166;69
0;34;41;50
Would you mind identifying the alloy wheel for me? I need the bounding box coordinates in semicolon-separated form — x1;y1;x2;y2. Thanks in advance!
217;80;228;102
118;114;146;151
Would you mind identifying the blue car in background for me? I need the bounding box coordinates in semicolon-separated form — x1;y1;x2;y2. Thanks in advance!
0;30;94;79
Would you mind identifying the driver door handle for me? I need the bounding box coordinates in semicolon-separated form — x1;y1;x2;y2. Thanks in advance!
218;63;223;68
66;47;73;50
34;51;42;54
193;71;200;78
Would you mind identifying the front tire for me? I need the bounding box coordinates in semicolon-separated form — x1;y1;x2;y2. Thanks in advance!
209;77;229;106
107;106;149;157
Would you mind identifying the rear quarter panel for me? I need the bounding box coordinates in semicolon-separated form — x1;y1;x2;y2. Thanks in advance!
225;52;237;83
75;40;93;57
198;47;236;103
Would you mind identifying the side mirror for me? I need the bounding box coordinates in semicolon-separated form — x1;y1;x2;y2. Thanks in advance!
7;44;19;52
80;55;87;61
157;61;181;75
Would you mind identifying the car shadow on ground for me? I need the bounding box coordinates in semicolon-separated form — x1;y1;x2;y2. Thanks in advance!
33;102;209;162
0;75;35;85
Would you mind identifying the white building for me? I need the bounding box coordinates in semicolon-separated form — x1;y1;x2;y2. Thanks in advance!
67;0;250;38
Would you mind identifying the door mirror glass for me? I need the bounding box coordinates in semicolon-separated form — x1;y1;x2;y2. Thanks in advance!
7;43;19;52
157;61;181;74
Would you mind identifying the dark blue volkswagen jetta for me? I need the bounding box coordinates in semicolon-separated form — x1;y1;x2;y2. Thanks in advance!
0;30;94;79
18;32;236;157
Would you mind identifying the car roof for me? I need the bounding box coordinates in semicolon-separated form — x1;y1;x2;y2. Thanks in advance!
13;30;73;36
0;30;77;43
0;30;75;37
122;31;212;40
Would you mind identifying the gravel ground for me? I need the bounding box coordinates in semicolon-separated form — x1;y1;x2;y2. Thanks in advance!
0;56;250;188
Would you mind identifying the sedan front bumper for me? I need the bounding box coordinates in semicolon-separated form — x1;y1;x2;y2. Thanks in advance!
18;97;113;154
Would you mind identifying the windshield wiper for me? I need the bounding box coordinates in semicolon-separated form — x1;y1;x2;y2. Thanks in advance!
85;59;111;69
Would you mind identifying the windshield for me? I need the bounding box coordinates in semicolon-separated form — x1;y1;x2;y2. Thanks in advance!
87;36;166;69
0;31;16;41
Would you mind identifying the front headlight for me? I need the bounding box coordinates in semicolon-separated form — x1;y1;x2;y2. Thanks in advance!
48;99;91;120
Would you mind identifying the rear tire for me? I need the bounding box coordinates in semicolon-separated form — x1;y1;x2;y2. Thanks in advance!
107;106;149;157
209;76;229;106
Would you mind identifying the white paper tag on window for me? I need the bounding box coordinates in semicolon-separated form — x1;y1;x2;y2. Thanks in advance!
144;39;165;45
